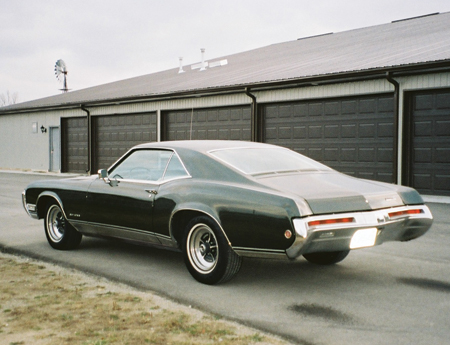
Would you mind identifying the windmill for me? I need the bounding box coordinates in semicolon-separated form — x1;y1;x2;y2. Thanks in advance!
54;59;69;92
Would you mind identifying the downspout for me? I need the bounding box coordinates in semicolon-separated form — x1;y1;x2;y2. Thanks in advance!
80;105;92;175
385;72;399;184
245;88;259;142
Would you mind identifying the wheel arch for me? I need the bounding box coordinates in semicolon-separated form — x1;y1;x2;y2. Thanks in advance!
36;192;66;220
169;206;230;249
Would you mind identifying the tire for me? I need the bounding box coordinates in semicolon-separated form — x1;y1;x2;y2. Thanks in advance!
182;216;242;285
44;202;82;250
303;250;350;265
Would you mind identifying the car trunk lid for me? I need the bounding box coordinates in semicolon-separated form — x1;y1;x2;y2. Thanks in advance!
256;171;405;214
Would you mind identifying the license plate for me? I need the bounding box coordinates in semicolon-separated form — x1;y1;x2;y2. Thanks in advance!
350;228;377;249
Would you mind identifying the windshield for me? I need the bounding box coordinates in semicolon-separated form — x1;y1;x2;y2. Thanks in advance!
209;147;332;175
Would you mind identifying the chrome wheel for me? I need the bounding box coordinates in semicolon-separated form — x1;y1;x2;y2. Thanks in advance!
182;216;242;284
46;204;66;243
44;202;82;250
187;223;218;274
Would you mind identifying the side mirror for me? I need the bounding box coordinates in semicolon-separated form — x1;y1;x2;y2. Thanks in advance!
98;169;119;187
98;169;108;180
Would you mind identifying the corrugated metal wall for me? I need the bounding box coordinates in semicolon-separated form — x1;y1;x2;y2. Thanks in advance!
2;74;450;196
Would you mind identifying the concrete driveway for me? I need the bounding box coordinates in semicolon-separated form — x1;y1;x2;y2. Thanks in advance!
1;171;449;345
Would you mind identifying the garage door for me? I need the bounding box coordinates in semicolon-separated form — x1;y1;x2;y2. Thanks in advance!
93;113;157;171
408;90;450;196
263;94;395;182
61;117;88;173
164;106;251;141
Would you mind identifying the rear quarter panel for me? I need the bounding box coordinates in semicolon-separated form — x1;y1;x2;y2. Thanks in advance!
158;179;299;251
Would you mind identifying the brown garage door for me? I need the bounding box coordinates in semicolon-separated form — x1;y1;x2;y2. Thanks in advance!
62;113;157;173
93;113;157;171
164;106;251;141
263;94;395;182
61;117;88;173
406;90;450;196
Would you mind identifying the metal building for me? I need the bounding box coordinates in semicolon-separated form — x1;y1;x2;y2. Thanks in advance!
1;12;449;197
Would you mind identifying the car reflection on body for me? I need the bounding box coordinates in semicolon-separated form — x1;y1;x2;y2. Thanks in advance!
22;141;433;284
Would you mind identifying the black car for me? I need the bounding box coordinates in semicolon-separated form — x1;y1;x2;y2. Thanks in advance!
23;141;433;284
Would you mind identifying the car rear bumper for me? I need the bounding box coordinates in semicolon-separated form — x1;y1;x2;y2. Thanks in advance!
286;205;433;259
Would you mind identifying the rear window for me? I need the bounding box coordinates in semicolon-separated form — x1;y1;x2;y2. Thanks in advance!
209;147;331;175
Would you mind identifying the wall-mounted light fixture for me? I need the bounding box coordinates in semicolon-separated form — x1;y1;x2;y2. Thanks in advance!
40;125;47;133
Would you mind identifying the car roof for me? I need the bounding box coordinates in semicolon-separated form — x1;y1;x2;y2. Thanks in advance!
134;140;275;153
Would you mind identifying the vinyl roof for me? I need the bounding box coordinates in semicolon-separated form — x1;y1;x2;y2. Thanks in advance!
3;12;450;113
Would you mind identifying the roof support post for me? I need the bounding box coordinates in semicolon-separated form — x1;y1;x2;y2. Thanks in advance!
245;88;261;142
80;105;92;175
386;72;399;184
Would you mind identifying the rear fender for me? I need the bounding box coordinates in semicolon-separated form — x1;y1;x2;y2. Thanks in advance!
169;203;229;248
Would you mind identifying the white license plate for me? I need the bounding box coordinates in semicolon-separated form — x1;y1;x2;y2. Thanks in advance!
350;228;377;249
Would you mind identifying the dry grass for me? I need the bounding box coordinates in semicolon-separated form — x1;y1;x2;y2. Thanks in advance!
0;253;289;345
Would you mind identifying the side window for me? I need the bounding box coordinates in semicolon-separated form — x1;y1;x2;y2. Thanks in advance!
162;154;189;181
109;149;172;181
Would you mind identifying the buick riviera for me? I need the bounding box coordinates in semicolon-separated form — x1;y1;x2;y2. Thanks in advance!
23;141;433;284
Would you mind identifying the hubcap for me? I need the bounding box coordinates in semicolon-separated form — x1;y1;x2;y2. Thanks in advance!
47;205;65;243
187;224;218;274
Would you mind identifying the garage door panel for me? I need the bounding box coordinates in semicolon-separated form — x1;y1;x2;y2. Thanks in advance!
409;89;450;196
263;94;394;182
436;93;450;108
436;120;450;136
62;117;88;173
436;148;450;163
94;113;157;171
436;175;450;191
165;106;251;142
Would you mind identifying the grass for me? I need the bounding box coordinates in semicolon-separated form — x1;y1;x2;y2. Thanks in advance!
0;253;289;345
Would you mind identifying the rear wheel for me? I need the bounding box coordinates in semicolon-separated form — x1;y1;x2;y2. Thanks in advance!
182;216;242;285
303;250;350;265
44;202;82;250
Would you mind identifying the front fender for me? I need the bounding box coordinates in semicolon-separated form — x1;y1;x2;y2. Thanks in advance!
36;191;67;219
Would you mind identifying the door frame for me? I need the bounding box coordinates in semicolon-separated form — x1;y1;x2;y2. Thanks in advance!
49;126;61;172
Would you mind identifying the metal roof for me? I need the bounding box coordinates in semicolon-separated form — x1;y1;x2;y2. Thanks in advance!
2;12;450;113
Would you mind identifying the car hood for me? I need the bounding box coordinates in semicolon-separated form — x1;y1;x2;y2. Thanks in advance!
256;171;424;215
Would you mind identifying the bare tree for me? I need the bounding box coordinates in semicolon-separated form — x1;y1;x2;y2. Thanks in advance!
0;90;19;106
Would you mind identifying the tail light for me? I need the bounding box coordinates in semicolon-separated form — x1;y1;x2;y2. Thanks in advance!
388;209;423;218
308;217;354;227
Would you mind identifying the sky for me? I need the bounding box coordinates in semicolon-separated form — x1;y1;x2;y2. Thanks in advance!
2;0;450;104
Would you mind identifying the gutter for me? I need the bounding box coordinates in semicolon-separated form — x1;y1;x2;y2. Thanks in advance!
385;72;399;184
245;88;260;142
80;105;92;175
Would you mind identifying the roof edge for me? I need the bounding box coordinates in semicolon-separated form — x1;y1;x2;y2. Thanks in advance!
2;59;450;115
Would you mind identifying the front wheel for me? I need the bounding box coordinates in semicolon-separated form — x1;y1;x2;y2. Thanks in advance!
45;202;82;250
303;250;350;265
182;216;242;285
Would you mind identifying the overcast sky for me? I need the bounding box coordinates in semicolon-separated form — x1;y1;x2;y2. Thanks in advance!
2;0;450;103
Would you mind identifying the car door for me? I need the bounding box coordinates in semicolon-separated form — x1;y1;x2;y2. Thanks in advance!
81;149;173;243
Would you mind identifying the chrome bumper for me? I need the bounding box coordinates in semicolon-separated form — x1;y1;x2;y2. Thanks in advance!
286;205;433;259
22;190;39;219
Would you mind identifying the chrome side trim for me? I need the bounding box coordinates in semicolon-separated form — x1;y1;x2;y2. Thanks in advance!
286;205;433;259
107;175;192;186
233;247;287;259
70;220;177;248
